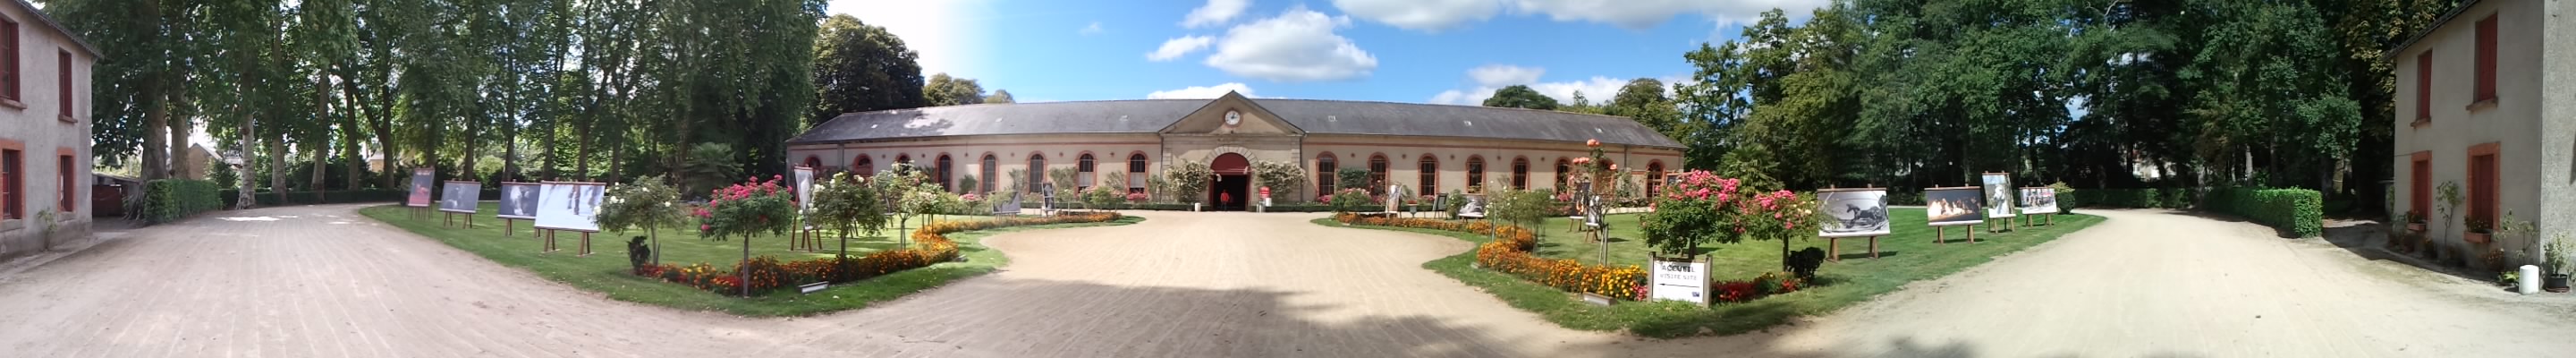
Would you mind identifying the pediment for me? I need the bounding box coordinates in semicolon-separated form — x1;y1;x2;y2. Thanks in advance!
1159;91;1302;136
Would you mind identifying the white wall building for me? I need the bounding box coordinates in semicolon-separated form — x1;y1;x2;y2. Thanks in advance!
2388;0;2576;268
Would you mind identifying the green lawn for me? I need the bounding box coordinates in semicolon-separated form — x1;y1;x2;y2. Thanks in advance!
1321;208;2103;337
360;203;1141;317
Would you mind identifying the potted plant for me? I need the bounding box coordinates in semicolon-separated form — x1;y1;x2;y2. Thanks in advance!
2463;216;2495;245
2403;210;2427;234
2541;233;2574;293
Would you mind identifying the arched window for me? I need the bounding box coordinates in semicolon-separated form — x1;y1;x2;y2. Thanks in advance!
1368;154;1390;194
936;154;954;192
1128;153;1148;193
896;154;911;165
855;156;877;177
802;156;822;169
1316;154;1337;195
1512;157;1530;190
1077;153;1097;190
980;155;998;192
1418;156;1438;196
1465;156;1485;191
1028;154;1046;193
1646;161;1665;198
1554;158;1570;189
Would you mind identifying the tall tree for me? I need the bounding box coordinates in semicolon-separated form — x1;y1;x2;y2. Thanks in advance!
923;72;985;107
811;14;926;126
1481;85;1559;110
983;90;1014;104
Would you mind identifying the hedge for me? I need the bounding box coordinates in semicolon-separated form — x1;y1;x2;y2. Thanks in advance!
2203;187;2324;237
2059;186;2320;237
635;212;1125;295
218;188;521;208
140;179;225;224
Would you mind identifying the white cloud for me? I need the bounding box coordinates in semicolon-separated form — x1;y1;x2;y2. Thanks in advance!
1147;36;1216;61
1080;21;1105;36
1466;64;1544;87
1203;8;1379;81
1147;83;1258;99
1510;0;1829;29
1426;64;1624;106
829;0;987;77
1328;0;1827;31
1331;0;1501;31
1182;0;1252;28
1528;76;1629;104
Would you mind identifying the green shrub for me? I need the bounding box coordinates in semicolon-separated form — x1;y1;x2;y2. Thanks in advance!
142;179;225;224
221;189;411;208
2205;187;2322;237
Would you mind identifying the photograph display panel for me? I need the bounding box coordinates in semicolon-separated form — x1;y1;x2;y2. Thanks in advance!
534;182;606;232
438;181;480;213
1925;187;1986;226
496;183;541;219
1818;189;1892;237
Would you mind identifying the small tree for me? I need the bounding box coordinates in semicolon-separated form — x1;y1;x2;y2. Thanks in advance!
1252;160;1307;203
598;175;687;266
693;175;797;296
1083;185;1123;209
2436;181;2464;240
1047;166;1081;202
1640;170;1813;268
1329;188;1371;213
1336;167;1371;195
810;172;887;260
1165;162;1215;205
1487;187;1553;233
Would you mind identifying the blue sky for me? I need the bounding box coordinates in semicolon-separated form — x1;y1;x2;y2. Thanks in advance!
829;0;1827;105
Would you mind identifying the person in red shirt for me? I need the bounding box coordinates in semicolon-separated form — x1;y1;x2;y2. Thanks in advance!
1219;192;1233;208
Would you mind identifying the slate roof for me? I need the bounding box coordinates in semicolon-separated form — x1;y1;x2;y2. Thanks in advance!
789;98;1685;149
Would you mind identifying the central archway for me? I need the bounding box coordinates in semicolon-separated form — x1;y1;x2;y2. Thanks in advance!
1210;153;1252;210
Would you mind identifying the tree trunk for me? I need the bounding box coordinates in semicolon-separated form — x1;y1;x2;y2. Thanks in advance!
269;131;287;200
239;109;258;209
143;85;170;181
170;92;194;181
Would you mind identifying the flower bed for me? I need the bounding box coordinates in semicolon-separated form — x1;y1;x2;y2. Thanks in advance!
1334;213;1648;301
638;211;1124;295
1335;211;1809;305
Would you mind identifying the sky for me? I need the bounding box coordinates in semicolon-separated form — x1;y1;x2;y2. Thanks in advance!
828;0;1828;105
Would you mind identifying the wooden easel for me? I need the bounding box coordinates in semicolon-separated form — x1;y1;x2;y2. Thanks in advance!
1934;224;1978;244
442;211;475;228
1816;186;1885;261
539;228;558;253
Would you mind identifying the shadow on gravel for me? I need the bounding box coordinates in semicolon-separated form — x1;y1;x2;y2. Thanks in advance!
2319;221;2491;283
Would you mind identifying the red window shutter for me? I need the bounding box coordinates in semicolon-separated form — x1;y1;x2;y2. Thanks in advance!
2411;158;2430;216
56;50;68;115
1;20;18;102
2417;52;2432;120
58;155;72;211
2476;15;2497;102
3;149;19;219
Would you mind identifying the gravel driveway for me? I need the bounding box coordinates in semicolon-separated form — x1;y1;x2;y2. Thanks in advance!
2;205;2568;357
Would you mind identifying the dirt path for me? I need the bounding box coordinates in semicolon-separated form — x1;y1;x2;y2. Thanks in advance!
2;205;2568;357
1741;209;2576;357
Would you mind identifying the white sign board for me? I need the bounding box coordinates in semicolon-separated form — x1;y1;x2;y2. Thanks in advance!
793;166;816;213
1650;260;1708;304
534;182;606;232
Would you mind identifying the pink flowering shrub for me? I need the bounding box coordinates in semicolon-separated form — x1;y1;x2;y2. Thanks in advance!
1640;170;1814;257
696;175;798;242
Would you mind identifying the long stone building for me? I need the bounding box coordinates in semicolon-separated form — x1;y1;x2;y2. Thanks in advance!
785;92;1684;210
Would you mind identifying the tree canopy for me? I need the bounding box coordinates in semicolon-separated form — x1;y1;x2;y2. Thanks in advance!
1482;85;1559;110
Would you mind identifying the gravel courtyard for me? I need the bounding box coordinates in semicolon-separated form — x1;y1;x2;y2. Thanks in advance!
1;204;2570;357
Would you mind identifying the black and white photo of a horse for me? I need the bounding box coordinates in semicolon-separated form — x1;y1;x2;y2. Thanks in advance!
1818;190;1892;236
